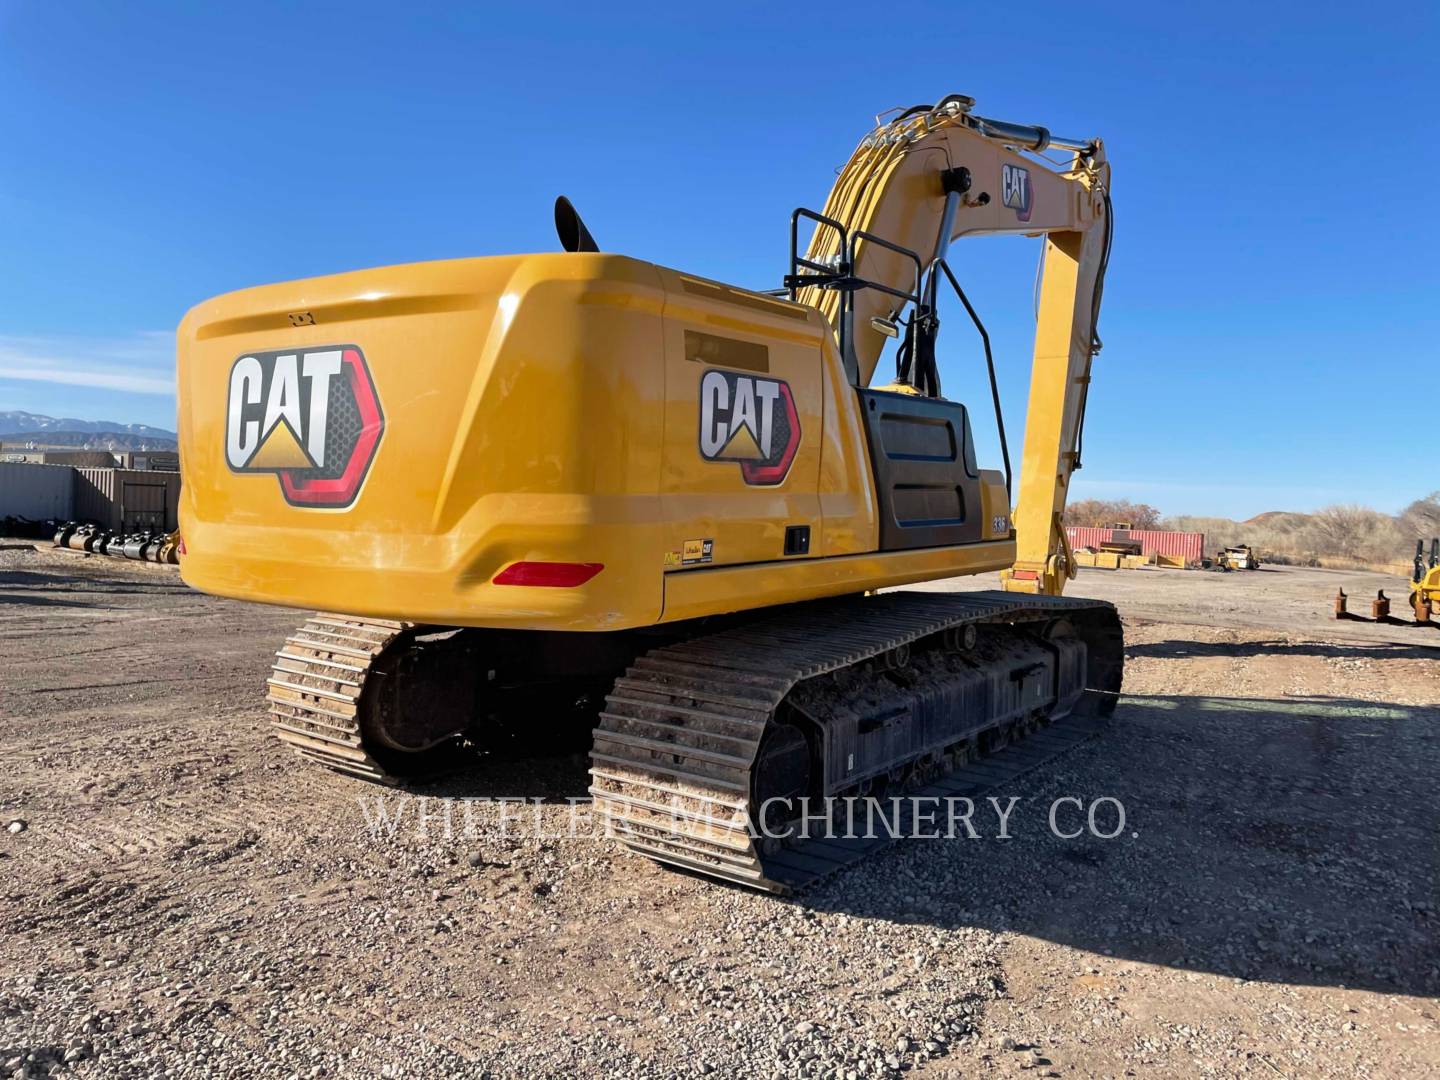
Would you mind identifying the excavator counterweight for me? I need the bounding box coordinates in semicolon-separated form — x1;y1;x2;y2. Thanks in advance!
177;94;1119;890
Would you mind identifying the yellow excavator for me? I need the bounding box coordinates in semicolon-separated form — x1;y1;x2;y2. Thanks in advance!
176;94;1119;891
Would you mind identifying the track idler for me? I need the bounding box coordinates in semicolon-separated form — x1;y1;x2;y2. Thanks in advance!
266;615;480;782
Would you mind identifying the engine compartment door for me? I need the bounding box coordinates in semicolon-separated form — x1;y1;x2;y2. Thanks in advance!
653;270;825;571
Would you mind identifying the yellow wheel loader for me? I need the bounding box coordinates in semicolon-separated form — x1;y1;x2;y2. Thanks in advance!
176;94;1119;891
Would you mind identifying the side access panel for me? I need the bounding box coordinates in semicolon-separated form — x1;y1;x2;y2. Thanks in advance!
654;270;827;569
857;388;983;551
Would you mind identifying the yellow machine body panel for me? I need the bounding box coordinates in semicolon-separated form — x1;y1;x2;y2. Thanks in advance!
1413;563;1440;609
1420;567;1440;598
177;253;1013;630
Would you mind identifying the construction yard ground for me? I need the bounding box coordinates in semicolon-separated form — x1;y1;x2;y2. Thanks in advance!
1;546;1436;1078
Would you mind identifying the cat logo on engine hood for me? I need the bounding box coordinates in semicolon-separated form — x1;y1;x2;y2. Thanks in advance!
698;369;800;486
225;345;383;509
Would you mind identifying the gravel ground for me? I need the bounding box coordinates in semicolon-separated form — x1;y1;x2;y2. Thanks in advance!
0;547;1436;1078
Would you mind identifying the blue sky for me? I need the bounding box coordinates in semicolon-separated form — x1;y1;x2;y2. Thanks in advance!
1;2;1434;518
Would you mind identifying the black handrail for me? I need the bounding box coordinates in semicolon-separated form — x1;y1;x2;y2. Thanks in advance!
786;208;849;297
785;206;926;386
846;229;923;306
936;258;1012;499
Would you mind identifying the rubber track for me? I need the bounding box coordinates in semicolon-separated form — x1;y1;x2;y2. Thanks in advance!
590;590;1121;893
266;613;412;784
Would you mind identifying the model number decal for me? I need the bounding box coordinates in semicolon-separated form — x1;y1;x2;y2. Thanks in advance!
698;369;801;486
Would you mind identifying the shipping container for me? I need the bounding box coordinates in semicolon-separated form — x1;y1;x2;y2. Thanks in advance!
0;462;75;522
1065;526;1205;566
73;468;181;532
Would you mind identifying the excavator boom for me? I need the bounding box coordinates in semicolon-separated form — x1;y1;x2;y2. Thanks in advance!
799;95;1112;594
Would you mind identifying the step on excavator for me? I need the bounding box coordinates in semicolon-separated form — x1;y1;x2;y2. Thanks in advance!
176;94;1120;892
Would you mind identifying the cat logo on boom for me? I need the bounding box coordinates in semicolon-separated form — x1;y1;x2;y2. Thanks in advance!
698;369;801;486
1002;163;1033;222
225;345;384;509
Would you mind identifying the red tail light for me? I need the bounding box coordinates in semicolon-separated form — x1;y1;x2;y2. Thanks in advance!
492;561;604;587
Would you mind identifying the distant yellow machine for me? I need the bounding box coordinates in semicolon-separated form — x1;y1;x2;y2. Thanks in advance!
1412;539;1439;621
1215;546;1260;571
176;95;1121;891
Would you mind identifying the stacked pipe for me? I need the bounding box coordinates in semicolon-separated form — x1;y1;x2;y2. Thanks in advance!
51;523;180;564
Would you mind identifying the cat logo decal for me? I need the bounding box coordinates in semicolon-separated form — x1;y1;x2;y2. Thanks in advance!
698;369;800;486
225;345;383;508
1002;163;1032;222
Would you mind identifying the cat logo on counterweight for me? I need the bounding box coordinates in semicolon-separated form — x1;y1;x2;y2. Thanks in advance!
698;369;800;486
225;345;384;509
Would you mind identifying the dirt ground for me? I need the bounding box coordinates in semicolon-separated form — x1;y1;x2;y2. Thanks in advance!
1;547;1436;1079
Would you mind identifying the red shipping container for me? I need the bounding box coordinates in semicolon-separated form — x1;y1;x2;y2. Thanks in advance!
1064;526;1205;566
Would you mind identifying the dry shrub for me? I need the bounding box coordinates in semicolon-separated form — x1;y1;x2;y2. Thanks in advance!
1067;499;1162;529
1400;492;1440;539
1161;515;1242;550
1158;499;1426;572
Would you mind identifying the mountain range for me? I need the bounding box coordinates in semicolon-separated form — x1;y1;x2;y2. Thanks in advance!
0;411;177;449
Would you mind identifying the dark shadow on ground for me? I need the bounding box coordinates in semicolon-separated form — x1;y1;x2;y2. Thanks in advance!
0;569;190;594
796;692;1440;997
410;722;595;802
391;686;1440;995
1128;637;1440;660
0;593;97;608
416;752;593;803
